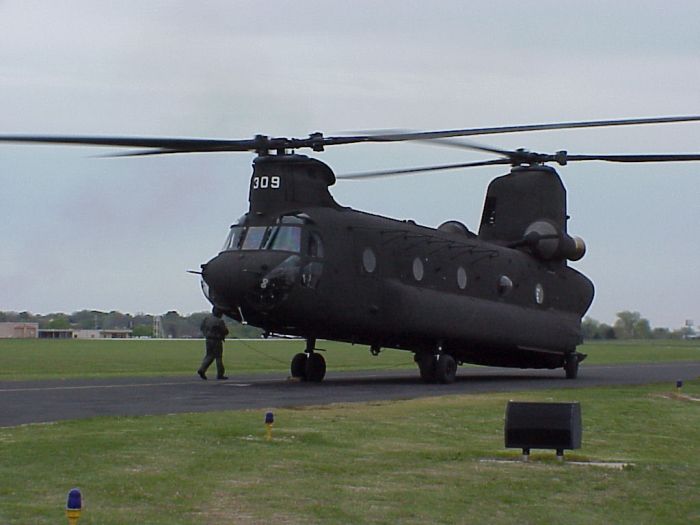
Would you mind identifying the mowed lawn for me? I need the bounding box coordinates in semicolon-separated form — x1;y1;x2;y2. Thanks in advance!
1;381;699;524
1;339;699;523
0;338;698;381
0;338;413;380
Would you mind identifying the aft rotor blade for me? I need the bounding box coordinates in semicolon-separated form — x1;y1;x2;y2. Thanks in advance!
417;137;516;157
566;153;700;163
330;115;700;144
338;159;511;180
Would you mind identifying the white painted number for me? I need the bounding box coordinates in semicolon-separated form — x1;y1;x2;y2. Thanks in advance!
253;176;281;190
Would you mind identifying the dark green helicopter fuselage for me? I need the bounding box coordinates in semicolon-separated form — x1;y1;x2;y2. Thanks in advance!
201;153;593;370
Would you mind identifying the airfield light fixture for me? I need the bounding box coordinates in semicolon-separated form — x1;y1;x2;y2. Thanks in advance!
265;411;274;441
65;488;82;525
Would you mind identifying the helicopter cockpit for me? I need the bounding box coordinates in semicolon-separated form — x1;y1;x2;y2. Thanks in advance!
220;214;323;258
222;214;304;253
202;212;325;316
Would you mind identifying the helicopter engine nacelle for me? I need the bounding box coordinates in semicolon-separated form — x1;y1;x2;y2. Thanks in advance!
437;220;476;237
523;220;586;261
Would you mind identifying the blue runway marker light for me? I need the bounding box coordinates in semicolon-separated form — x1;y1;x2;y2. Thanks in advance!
66;488;82;524
676;380;683;392
66;488;82;510
265;411;274;441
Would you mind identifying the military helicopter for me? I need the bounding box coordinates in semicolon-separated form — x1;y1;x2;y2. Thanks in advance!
3;115;700;384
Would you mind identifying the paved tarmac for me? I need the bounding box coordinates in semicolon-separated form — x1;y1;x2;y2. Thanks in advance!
2;361;699;427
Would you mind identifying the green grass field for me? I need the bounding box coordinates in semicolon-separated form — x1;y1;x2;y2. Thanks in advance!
0;338;415;380
1;381;699;524
0;338;699;381
1;339;699;523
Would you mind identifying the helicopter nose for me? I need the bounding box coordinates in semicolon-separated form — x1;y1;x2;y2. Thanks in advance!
201;252;261;307
201;251;300;310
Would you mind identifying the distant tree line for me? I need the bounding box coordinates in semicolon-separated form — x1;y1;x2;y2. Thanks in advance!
1;308;694;341
0;310;262;339
582;311;695;340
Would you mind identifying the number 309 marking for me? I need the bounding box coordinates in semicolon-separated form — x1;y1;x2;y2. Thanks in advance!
253;176;281;189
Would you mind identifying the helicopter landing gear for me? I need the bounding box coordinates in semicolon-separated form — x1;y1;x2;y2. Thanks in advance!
415;350;457;384
306;352;326;382
290;352;308;379
416;352;437;383
564;353;579;379
290;337;326;382
435;354;457;384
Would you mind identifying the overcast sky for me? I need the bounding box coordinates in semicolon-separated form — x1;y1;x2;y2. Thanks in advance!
1;1;699;328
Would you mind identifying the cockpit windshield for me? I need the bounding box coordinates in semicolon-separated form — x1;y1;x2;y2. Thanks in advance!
220;213;321;254
223;225;303;252
223;211;316;252
265;225;302;251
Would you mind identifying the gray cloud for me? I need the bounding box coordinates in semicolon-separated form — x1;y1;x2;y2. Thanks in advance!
1;0;699;327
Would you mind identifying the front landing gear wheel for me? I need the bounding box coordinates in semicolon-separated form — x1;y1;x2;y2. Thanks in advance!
305;352;326;382
291;353;308;380
435;354;457;384
564;355;579;379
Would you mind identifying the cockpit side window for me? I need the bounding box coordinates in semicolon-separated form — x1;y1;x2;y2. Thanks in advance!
222;226;245;251
308;232;324;258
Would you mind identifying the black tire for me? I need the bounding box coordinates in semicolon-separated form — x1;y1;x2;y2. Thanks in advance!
417;353;437;383
291;352;308;379
305;353;326;382
564;355;579;379
435;354;457;384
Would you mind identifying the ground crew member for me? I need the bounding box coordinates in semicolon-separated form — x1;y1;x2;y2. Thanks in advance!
197;308;229;380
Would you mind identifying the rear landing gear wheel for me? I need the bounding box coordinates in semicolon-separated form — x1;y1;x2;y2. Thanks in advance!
435;354;457;384
564;355;579;379
291;352;308;380
416;353;437;383
305;352;326;382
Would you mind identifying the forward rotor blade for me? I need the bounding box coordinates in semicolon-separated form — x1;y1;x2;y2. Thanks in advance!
329;115;700;144
98;148;236;158
338;159;511;180
0;135;257;151
566;153;700;163
3;115;700;155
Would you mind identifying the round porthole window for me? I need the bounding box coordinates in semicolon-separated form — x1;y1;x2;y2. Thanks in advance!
457;266;468;289
412;257;424;281
362;247;376;273
535;283;545;304
498;275;513;295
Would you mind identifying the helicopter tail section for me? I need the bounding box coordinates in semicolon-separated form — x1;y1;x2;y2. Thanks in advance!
478;165;585;262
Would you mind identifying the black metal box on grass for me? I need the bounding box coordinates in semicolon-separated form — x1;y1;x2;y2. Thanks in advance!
505;401;582;457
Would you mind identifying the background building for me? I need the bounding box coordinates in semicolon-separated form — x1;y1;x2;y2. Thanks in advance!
0;322;39;338
37;329;133;339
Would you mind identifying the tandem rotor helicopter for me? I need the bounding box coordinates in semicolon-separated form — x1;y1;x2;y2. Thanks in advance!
3;115;700;383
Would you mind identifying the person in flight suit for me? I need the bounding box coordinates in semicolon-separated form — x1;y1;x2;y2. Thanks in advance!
197;308;230;380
